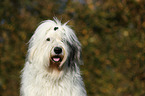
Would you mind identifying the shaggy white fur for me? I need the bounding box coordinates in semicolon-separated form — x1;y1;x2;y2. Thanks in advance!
20;18;87;96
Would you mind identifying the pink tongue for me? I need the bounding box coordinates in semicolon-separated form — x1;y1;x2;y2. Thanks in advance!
53;58;60;62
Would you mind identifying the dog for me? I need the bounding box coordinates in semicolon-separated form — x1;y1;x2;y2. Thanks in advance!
20;18;87;96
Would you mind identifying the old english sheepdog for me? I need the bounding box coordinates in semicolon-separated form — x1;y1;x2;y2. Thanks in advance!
20;18;87;96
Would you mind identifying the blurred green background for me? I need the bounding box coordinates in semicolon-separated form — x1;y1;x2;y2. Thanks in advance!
0;0;144;96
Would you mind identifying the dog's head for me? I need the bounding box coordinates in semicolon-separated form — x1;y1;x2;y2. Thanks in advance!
27;18;83;74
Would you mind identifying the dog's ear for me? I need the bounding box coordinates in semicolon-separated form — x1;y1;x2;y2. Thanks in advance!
27;45;36;63
26;38;38;63
68;38;83;66
65;27;83;66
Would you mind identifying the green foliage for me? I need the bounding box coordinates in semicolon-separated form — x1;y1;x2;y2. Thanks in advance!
0;0;144;96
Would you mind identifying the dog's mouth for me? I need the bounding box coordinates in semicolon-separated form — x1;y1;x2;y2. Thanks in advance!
50;55;64;70
51;55;63;63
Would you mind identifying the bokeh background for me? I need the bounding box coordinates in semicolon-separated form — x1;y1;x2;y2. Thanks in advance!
0;0;145;96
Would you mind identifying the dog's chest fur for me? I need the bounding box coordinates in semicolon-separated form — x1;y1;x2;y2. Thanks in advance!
21;62;86;96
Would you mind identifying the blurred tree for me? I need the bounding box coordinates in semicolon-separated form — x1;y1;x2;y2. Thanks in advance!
0;0;144;96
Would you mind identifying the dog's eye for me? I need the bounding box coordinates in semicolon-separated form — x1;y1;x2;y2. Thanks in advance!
46;38;50;41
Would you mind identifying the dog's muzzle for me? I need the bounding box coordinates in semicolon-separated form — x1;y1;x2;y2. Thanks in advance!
50;46;65;70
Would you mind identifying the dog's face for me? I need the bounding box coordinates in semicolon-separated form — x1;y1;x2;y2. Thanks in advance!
27;19;82;74
45;26;68;71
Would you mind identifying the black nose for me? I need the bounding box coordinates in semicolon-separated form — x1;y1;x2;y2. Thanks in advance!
54;47;62;54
